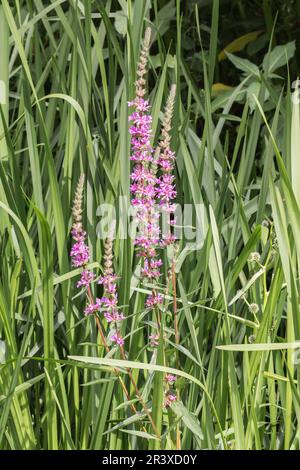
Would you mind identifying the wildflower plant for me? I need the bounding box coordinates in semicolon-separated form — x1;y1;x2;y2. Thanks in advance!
129;27;180;404
69;27;181;444
128;29;179;413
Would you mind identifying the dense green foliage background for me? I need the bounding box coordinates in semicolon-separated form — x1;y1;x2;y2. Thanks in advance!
1;0;300;450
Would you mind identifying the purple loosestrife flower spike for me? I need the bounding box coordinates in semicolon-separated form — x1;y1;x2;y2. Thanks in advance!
128;27;162;281
146;292;164;308
70;174;95;298
70;175;99;316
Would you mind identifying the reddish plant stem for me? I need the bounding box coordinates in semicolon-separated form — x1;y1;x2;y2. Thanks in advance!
86;285;159;438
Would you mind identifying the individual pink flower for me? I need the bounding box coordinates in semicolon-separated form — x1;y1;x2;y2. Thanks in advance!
149;333;159;347
128;29;162;285
104;311;125;323
146;293;164;308
70;175;95;290
128;97;150;112
84;298;102;316
164;393;177;407
111;331;124;346
165;374;177;384
130;166;156;183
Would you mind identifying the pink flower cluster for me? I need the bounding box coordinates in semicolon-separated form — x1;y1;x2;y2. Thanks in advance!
165;374;177;384
80;269;125;347
70;227;90;268
70;220;100;316
110;331;124;346
84;298;101;315
70;224;96;294
164;375;177;407
70;178;125;347
128;88;177;281
77;269;95;288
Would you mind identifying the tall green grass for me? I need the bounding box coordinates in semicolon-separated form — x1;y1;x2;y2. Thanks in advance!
1;0;300;450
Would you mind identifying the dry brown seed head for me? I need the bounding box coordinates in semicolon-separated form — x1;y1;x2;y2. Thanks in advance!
135;27;152;99
72;173;85;229
104;236;114;275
